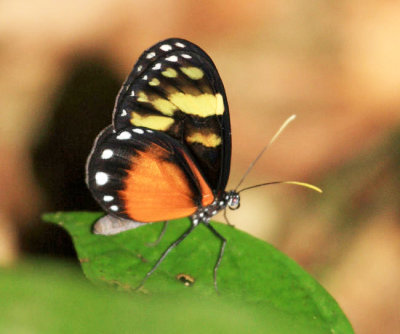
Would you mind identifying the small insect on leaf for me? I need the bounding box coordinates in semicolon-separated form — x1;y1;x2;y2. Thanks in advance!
176;273;195;287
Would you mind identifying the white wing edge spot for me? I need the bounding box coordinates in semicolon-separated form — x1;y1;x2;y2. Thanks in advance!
166;55;178;62
146;52;156;59
101;149;113;159
116;131;131;140
133;128;144;134
103;195;114;202
160;44;172;51
152;63;162;70
95;172;108;186
137;65;143;72
110;205;119;212
121;109;128;116
181;54;192;59
175;42;185;48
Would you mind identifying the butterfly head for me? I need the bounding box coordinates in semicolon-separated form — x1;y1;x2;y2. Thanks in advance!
226;191;240;210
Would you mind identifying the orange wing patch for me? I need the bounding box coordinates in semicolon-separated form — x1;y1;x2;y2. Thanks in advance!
119;143;214;222
179;148;214;207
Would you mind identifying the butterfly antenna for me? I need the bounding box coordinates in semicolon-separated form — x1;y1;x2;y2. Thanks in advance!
234;114;297;191
238;181;322;194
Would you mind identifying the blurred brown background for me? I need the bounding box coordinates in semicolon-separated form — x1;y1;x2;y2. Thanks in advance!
1;1;399;333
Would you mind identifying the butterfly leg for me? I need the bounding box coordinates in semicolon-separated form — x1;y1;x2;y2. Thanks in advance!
223;209;235;227
146;221;169;247
204;222;227;293
136;221;197;290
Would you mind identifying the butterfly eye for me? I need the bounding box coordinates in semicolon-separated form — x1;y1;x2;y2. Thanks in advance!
227;193;240;210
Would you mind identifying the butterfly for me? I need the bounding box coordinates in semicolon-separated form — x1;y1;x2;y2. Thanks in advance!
85;38;321;291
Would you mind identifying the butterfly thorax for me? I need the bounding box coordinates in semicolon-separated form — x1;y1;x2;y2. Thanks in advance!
192;190;240;225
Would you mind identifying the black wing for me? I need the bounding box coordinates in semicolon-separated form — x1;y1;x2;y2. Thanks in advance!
112;38;231;194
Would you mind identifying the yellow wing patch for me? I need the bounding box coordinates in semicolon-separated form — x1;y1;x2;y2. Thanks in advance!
169;92;224;117
136;90;224;118
180;67;204;80
152;98;178;116
149;78;160;86
130;112;174;131
137;91;149;103
162;68;178;78
186;132;222;147
137;91;177;116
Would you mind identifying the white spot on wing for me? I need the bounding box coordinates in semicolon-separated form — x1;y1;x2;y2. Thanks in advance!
152;63;162;70
103;195;114;202
95;172;108;186
130;90;135;96
166;55;178;62
137;65;143;71
181;54;192;59
133;128;144;134
110;205;119;212
121;109;127;116
116;131;131;140
146;129;153;133
146;52;156;59
175;42;185;48
142;75;148;80
160;44;172;51
101;149;113;159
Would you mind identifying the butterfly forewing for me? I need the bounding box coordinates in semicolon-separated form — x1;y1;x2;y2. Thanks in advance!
86;125;215;222
112;38;231;194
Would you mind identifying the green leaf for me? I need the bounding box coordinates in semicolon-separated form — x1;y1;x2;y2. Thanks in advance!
0;260;334;334
42;211;353;333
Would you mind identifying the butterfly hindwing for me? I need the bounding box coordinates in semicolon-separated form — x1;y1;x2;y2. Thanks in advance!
86;125;215;223
112;38;231;194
